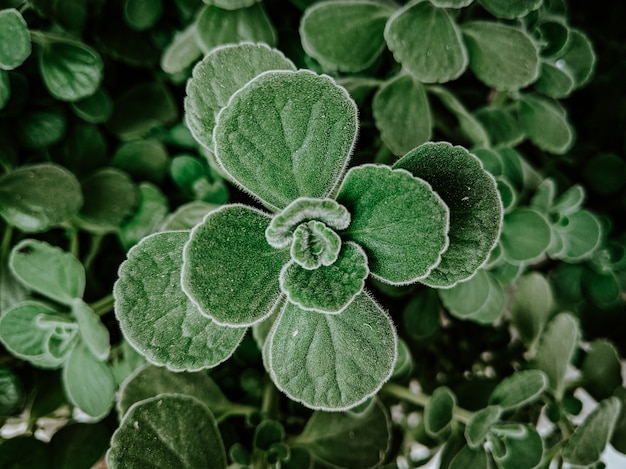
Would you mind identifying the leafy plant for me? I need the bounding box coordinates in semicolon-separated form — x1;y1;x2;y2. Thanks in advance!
1;0;625;468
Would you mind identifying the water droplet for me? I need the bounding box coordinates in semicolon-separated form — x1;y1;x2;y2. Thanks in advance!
556;59;566;69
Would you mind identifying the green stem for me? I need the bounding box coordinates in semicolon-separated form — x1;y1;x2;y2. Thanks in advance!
1;225;13;264
261;378;279;420
90;294;114;316
83;234;103;272
217;404;258;424
67;226;79;258
381;382;475;425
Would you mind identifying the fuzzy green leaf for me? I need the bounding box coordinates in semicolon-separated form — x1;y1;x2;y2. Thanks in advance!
384;1;467;83
510;272;554;349
403;288;441;342
115;231;246;370
112;140;169;183
534;60;576;98
17;107;66;149
500;208;551;263
462;21;539;91
280;242;368;313
337;164;449;285
107;394;227;469
123;0;163;31
0;301;77;369
518;93;574;154
71;299;110;361
563;397;621;466
70;88;113;124
195;3;276;54
488;424;543;469
160;201;219;231
581;340;623;402
76;168;139;234
119;183;169;250
9;239;85;305
184;43;295;150
0;69;9;109
161;23;202;75
0;163;83;232
424;387;456;439
488;370;549;411
372;73;432;156
118;365;234;420
531;312;579;400
551;184;585;216
557;29;595;88
477;0;541;19
204;0;260;9
290;220;342;269
39;38;103;101
268;293;396;410
299;0;395;72
293;399;391;467
63;342;115;419
474;106;524;148
394;142;502;287
214;70;357;209
449;445;489;469
0;367;23;416
611;388;626;454
431;0;473;7
439;269;506;324
551;209;602;261
0;8;31;70
465;405;502;449
182;205;290;326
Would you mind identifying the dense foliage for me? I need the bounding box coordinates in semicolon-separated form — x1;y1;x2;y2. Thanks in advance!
1;0;625;468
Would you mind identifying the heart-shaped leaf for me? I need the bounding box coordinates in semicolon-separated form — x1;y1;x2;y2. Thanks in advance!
0;163;83;232
299;0;395;72
268;292;396;410
107;394;227;469
185;43;295;150
372;73;432;156
214;70;358;210
0;9;31;70
10;239;85;305
280;242;368;313
462;21;539;91
337;164;449;285
115;230;247;370
394;142;502;288
384;1;467;83
182;205;290;326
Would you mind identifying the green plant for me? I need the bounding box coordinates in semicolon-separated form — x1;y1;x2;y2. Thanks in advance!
1;0;625;468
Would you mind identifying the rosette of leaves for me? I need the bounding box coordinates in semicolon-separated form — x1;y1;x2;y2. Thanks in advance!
114;43;502;411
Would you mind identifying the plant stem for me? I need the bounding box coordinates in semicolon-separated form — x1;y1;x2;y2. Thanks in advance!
261;378;279;420
1;225;13;264
83;234;103;272
67;226;79;258
381;382;475;425
90;294;114;316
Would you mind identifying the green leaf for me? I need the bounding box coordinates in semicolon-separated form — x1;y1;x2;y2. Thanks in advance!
431;0;473;7
160;201;219;231
0;68;9;109
394;142;502;287
536;19;570;57
531;312;579;400
182;205;290;326
268;292;397;410
39;37;103;101
55;121;107;176
76;168;140;233
71;298;110;361
280;242;368;313
403;288;441;342
0;437;51;468
551;209;602;261
293;399;391;467
338;164;449;285
557;29;595;88
563;397;621;466
107;82;178;140
123;0;163;31
0;163;83;232
169;155;228;203
254;420;285;450
184;42;295;150
0;8;31;70
106;394;227;469
428;85;490;147
518;93;574;154
488;370;548;411
195;3;276;54
510;272;554;349
488;424;543;469
70;88;113;124
118;365;234;420
50;423;110;469
581;340;623;402
424;387;456;439
63;342;115;418
161;23;202;75
439;269;506;324
17;107;67;148
9;239;85;304
0;301;78;368
449;445;489;469
384;1;467;83
474;106;524;148
534;60;576;98
462;21;539;91
477;0;541;19
583;269;622;308
112;139;169;183
465;405;502;449
500;208;551;263
611;388;626;454
0;366;24;416
115;231;246;370
299;0;395;72
204;0;261;9
290;220;342;269
372;73;432;156
119;182;169;250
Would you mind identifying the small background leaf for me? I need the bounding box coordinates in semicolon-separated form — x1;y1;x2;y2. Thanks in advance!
0;8;31;70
